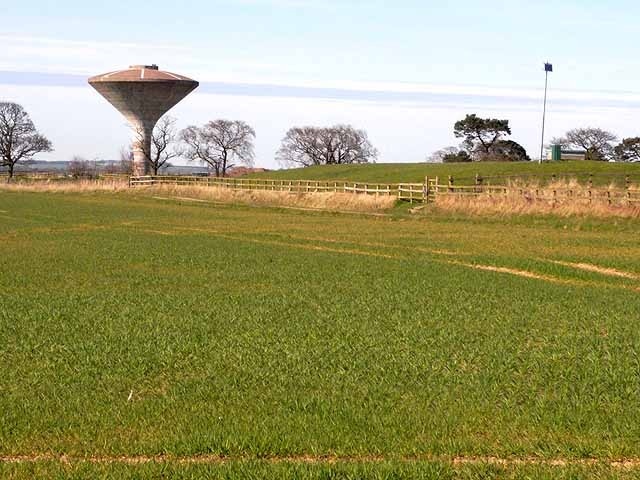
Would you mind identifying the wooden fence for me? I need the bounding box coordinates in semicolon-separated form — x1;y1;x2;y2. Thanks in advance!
437;184;640;206
437;175;640;206
130;175;433;202
129;175;640;206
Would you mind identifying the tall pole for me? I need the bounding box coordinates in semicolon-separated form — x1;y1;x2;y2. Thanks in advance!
539;62;553;164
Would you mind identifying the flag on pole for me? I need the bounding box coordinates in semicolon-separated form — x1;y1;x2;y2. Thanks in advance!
545;63;553;72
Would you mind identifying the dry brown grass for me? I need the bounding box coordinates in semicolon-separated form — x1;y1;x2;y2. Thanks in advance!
435;179;640;219
148;184;397;213
0;178;130;192
0;180;397;213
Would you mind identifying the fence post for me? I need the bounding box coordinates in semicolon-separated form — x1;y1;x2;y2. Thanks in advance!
424;176;429;203
448;175;454;192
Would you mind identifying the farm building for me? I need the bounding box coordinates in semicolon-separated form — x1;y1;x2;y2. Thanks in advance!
547;145;587;161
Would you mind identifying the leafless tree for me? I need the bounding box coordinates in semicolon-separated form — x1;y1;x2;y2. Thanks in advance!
67;155;97;178
118;146;134;175
553;127;618;161
0;102;52;180
180;120;255;177
427;146;460;163
134;116;182;175
549;137;570;149
276;125;377;167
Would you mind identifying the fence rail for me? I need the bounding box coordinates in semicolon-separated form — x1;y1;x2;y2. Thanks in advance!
129;176;434;202
129;175;640;207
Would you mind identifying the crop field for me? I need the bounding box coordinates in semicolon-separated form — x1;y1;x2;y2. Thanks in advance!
1;190;640;478
247;161;640;186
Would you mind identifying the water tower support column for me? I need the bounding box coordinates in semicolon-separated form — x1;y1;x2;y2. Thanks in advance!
132;122;153;176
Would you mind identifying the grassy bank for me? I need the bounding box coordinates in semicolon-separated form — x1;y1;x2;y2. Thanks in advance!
247;161;640;185
1;191;639;477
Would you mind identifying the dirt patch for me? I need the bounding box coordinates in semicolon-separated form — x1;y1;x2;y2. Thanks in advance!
137;229;179;237
550;260;640;280
446;260;640;296
449;261;563;283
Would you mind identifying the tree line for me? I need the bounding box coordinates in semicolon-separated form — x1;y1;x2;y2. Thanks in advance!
0;101;379;179
430;114;640;163
2;101;640;180
131;120;377;176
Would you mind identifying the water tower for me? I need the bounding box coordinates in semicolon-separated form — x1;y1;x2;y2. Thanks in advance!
89;65;199;176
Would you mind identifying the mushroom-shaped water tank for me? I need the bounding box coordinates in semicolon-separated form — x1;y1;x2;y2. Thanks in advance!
89;65;199;176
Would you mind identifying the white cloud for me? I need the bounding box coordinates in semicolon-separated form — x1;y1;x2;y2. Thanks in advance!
4;35;640;110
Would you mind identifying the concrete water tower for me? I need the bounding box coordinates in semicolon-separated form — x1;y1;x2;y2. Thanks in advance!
89;65;199;176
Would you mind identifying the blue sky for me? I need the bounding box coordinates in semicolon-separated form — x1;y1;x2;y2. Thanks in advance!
1;0;639;166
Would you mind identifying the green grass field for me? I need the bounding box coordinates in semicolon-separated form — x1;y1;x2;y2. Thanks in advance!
1;190;640;478
247;161;640;186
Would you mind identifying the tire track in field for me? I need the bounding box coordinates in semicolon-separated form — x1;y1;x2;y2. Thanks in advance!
446;260;640;293
135;227;401;259
0;221;143;241
265;233;640;292
547;260;640;280
2;453;640;469
41;223;635;293
217;233;401;259
448;261;569;284
137;227;640;292
221;231;640;292
256;233;465;257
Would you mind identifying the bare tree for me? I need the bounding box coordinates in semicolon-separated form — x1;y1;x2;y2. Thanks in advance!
180;120;255;177
428;146;460;163
553;127;617;161
118;146;134;175
549;137;570;148
134;116;181;175
276;125;377;167
67;155;97;178
0;102;53;180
